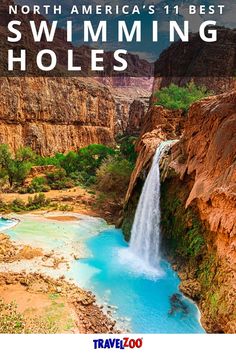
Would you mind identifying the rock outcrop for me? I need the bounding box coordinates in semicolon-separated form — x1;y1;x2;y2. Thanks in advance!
0;77;115;155
163;92;236;333
121;105;184;239
97;77;153;136
124;105;184;204
126;100;147;136
0;232;118;334
153;28;236;95
171;91;236;242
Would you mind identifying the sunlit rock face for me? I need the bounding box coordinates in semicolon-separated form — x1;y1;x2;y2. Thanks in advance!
0;77;116;155
172;91;236;251
0;1;154;154
165;91;236;333
125;105;184;204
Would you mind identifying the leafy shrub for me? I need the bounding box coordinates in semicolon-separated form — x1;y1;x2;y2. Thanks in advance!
18;187;28;194
46;170;75;190
28;184;51;194
96;157;133;196
58;204;74;212
0;198;9;212
0;299;25;333
75;171;90;184
16;147;36;163
11;198;26;212
27;193;50;210
185;219;205;257
154;83;209;112
77;144;116;175
29;176;50;193
60;151;78;175
117;136;137;164
34;153;63;167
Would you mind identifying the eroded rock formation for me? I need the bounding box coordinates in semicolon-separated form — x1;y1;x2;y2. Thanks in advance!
0;0;153;154
0;77;116;155
171;91;236;241
153;28;236;95
97;77;153;136
121;105;184;239
124;105;184;204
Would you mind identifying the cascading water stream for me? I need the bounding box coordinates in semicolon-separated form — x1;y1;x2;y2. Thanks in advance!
129;140;178;270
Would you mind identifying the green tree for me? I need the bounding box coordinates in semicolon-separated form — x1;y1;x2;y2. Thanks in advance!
0;145;32;187
77;144;115;175
0;144;12;170
7;160;32;187
117;136;137;164
16;147;36;163
60;151;78;175
154;83;209;112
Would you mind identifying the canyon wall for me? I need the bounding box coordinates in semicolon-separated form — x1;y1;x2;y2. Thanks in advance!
0;1;117;155
161;91;236;333
0;77;116;155
153;28;236;96
0;76;152;155
110;87;150;136
97;78;153;136
0;1;153;155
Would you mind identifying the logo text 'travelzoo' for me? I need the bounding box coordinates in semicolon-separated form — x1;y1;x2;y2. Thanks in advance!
93;338;143;350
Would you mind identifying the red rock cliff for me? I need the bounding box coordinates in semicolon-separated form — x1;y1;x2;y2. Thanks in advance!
165;91;236;333
125;105;184;203
172;91;236;241
0;77;115;155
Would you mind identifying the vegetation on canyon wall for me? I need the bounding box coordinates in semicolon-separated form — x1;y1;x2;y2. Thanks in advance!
0;137;136;194
161;180;206;260
154;83;210;112
160;176;235;333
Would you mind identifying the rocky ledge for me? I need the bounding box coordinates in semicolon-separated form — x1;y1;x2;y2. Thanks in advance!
121;105;184;239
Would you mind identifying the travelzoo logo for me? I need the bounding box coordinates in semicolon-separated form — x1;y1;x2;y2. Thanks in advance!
93;338;143;350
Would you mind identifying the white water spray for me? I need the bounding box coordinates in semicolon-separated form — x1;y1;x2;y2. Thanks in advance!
129;140;178;269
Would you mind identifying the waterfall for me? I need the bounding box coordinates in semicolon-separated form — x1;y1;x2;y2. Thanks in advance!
129;140;178;270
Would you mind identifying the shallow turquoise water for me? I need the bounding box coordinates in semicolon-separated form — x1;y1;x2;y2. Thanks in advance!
1;216;204;333
0;217;18;231
3;214;107;254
